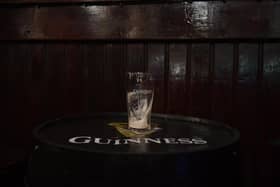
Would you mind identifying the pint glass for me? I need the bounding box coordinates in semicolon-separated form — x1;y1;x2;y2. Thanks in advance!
127;72;154;130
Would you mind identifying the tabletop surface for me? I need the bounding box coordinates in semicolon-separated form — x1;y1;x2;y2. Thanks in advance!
33;113;239;155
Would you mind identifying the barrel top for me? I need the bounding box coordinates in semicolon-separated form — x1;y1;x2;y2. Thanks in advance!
33;113;239;155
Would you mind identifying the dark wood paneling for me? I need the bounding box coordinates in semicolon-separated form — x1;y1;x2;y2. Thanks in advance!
10;44;31;140
0;44;12;143
127;43;145;72
259;43;280;187
105;43;126;111
212;43;233;123
167;43;187;114
0;0;184;5
85;43;106;112
256;43;280;185
236;43;259;187
62;44;86;114
86;43;125;112
148;43;165;113
28;44;46;126
190;43;211;118
2;2;280;40
32;5;123;40
263;44;280;139
0;43;34;147
43;44;67;119
0;0;118;3
0;7;34;40
235;44;259;141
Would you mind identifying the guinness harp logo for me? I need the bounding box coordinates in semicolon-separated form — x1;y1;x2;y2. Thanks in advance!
108;122;162;138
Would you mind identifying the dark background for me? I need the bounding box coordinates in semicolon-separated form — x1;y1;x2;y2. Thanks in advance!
1;1;280;186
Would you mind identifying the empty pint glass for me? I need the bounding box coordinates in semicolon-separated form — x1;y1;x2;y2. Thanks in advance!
127;72;154;130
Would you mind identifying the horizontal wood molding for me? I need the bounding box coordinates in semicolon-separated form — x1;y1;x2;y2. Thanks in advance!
1;2;280;40
0;0;267;6
0;0;181;4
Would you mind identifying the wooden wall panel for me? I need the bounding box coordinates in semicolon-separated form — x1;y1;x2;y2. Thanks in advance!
0;44;33;146
0;44;13;143
190;43;211;118
263;44;280;139
85;43;106;112
148;43;165;113
28;44;47;127
2;2;280;40
236;44;259;142
0;0;185;5
10;44;32;142
167;43;187;114
63;44;86;114
86;43;126;113
43;44;67;119
126;43;145;72
0;7;34;40
259;43;280;187
105;43;126;112
236;43;259;187
32;6;123;40
212;43;233;123
0;0;265;5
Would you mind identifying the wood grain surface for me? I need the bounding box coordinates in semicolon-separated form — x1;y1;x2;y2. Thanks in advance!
1;2;280;40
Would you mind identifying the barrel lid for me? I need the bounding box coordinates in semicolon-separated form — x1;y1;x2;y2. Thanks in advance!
33;113;239;155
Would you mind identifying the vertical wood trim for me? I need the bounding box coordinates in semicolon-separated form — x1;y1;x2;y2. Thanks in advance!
144;42;148;72
257;42;264;87
81;43;88;113
164;43;170;113
256;41;264;145
185;43;192;115
82;42;89;113
123;42;128;74
209;43;215;119
232;43;239;124
121;42;126;111
41;43;49;119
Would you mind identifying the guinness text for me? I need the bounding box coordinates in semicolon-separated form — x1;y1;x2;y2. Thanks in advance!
68;136;207;145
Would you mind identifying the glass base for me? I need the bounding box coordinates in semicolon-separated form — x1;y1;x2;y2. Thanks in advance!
127;123;161;136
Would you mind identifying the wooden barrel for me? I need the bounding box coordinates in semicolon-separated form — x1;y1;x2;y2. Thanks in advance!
26;113;240;187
